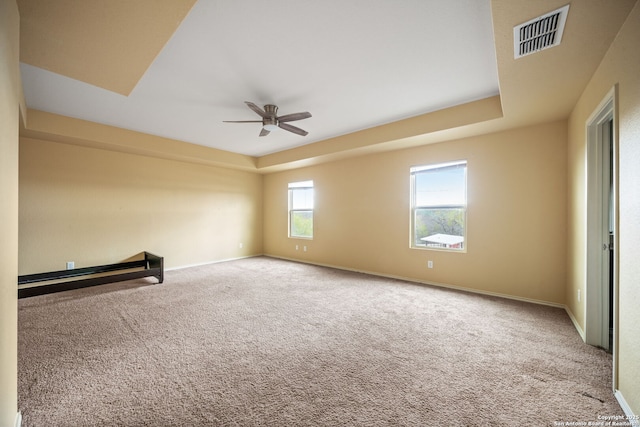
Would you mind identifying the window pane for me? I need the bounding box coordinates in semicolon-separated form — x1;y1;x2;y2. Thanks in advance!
291;211;313;238
288;180;313;189
292;188;314;209
413;208;465;249
414;164;466;206
288;180;314;239
411;161;466;251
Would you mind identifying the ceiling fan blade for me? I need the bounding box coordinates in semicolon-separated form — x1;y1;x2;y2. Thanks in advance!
278;122;308;136
259;128;270;137
222;120;262;123
245;101;268;118
277;112;312;123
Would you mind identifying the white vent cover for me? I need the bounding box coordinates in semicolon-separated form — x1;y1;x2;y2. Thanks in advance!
514;4;569;58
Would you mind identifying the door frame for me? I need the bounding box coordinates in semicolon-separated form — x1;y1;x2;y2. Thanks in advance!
585;85;618;389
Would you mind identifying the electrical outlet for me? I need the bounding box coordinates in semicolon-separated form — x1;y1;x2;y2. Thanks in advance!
427;260;433;269
239;242;243;249
303;246;307;252
66;261;75;270
296;245;299;250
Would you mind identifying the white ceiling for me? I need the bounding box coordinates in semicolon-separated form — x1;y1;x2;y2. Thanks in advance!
20;0;500;157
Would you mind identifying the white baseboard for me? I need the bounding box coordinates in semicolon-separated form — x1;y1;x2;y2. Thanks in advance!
265;254;566;309
563;305;586;341
615;390;640;427
15;411;22;427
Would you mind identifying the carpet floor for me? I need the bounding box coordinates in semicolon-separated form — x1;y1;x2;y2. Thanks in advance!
18;256;623;426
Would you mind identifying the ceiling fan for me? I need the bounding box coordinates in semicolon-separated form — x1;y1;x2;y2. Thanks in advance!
224;101;312;137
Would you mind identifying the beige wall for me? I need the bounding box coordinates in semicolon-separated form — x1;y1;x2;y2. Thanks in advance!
19;138;263;274
567;1;640;414
264;121;567;305
0;0;21;424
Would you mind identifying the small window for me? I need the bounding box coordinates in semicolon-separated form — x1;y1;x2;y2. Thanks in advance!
288;180;314;239
410;161;467;251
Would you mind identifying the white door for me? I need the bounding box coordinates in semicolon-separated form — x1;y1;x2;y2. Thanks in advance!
585;88;617;388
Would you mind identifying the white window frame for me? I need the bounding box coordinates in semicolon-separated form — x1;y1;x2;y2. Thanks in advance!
288;180;314;239
410;161;467;252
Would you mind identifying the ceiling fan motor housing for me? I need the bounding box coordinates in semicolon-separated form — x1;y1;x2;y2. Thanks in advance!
262;105;279;130
263;104;278;116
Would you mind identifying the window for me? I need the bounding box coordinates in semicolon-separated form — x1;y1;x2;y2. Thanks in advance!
410;161;467;251
288;180;314;238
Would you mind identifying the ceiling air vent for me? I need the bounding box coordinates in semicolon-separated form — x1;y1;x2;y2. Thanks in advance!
514;4;569;59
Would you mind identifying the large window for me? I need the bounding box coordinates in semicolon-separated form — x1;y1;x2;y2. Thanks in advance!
410;161;467;251
288;180;314;238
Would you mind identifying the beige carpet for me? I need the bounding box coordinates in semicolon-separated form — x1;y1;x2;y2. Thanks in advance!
18;256;622;426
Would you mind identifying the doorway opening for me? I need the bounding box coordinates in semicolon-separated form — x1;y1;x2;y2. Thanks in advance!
585;86;617;388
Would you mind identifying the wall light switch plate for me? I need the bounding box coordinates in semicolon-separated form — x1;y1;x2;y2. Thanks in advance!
428;260;433;269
